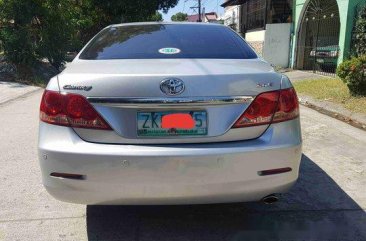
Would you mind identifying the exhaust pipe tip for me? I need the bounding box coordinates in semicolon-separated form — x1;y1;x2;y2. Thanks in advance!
261;194;279;204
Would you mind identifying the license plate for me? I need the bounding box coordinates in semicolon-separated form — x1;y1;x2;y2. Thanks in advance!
137;111;207;137
317;59;325;63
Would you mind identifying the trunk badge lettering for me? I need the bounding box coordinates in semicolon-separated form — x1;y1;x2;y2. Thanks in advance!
63;85;93;91
256;83;273;88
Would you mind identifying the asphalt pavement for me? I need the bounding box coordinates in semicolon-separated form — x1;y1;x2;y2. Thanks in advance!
0;82;40;106
0;90;365;241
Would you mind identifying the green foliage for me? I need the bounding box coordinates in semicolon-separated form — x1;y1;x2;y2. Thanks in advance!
75;0;178;44
86;0;177;28
171;12;188;22
0;0;178;71
0;0;40;65
37;0;79;69
0;0;77;69
147;12;163;22
352;4;366;56
337;55;366;96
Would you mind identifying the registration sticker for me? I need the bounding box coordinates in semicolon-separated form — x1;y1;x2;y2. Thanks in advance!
159;48;181;55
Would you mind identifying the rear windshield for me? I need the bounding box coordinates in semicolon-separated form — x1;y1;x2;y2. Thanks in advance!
79;24;257;60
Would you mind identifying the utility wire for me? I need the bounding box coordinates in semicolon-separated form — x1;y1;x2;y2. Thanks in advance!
182;0;188;13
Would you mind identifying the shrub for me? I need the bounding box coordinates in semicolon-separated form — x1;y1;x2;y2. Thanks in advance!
37;0;77;69
0;0;179;73
0;26;38;66
0;0;40;66
0;0;75;70
337;55;366;96
352;4;366;56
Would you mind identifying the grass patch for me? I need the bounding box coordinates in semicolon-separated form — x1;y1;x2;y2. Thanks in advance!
293;78;366;114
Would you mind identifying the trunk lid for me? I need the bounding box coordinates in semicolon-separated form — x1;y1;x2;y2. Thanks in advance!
58;59;282;144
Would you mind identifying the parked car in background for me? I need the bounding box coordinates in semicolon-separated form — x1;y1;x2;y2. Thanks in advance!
309;45;339;71
38;22;302;205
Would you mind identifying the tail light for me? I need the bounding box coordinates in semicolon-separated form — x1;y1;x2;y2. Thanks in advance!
40;90;112;130
233;88;299;128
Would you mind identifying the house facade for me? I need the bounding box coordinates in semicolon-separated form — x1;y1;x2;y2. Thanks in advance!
292;0;364;75
222;0;292;55
221;5;241;32
222;0;365;75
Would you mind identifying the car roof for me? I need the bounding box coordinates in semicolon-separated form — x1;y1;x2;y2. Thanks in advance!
109;22;224;28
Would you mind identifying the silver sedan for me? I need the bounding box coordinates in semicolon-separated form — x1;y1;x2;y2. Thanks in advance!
38;22;302;205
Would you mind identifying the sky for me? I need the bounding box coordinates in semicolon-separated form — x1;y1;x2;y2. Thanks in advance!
161;0;226;22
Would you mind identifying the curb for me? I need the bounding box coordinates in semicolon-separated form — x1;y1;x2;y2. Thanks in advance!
0;88;43;107
298;95;366;131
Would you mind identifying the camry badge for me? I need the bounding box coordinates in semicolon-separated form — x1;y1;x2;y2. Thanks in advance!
256;82;273;88
63;85;93;91
160;78;185;96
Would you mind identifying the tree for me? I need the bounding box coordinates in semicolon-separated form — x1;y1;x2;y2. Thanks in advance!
147;11;163;22
37;0;80;69
352;4;366;57
76;0;178;44
0;0;179;70
0;0;78;69
87;0;177;25
171;12;188;22
0;0;42;65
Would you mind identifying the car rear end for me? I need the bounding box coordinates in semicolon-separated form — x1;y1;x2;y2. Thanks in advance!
38;23;302;205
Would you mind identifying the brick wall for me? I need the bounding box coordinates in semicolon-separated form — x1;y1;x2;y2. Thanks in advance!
248;41;264;56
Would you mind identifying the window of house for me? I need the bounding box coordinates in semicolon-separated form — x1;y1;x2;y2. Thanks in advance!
269;0;292;24
246;0;267;30
241;0;293;32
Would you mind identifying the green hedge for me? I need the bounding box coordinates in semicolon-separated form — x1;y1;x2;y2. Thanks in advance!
352;3;366;56
337;55;366;96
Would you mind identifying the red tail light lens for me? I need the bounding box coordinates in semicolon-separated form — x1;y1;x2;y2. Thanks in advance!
272;88;299;123
40;90;112;130
233;88;299;128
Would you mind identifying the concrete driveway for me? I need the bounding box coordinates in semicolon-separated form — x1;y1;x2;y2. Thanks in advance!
0;90;365;241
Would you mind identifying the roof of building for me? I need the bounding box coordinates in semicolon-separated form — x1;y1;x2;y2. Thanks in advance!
205;12;218;21
187;12;218;22
187;14;200;22
221;0;246;7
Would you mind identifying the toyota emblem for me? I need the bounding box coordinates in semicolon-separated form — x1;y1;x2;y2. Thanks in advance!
160;78;185;96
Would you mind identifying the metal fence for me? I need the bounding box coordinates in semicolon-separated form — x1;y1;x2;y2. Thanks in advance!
296;0;340;77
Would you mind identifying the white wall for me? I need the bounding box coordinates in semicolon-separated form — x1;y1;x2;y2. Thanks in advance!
263;23;292;68
245;30;266;42
223;6;240;32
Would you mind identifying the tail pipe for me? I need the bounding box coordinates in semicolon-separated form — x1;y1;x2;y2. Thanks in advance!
261;194;279;204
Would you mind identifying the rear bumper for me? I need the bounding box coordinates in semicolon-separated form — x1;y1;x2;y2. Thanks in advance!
38;118;302;205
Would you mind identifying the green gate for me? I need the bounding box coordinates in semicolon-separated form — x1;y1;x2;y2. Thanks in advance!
296;0;340;76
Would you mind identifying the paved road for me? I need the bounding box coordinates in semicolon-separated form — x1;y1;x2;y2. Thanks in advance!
0;81;40;105
0;90;365;241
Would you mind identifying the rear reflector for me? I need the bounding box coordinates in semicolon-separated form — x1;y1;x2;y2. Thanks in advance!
50;172;86;180
40;90;111;130
232;87;299;128
258;167;292;176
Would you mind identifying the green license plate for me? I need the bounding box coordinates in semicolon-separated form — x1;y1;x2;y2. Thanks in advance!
137;111;207;137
